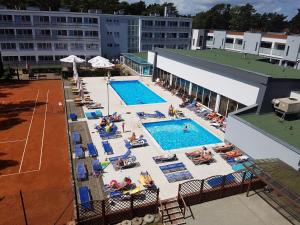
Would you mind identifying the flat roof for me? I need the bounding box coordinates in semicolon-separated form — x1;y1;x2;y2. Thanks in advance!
240;113;300;151
122;53;151;65
163;49;300;79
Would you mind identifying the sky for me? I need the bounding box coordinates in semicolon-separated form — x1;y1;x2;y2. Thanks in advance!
124;0;300;20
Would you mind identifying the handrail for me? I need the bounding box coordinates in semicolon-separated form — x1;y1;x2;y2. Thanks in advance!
178;192;188;218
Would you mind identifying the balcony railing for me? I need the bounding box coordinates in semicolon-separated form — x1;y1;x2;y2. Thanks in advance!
259;47;271;55
272;49;284;57
206;40;213;46
225;43;233;49
234;44;243;50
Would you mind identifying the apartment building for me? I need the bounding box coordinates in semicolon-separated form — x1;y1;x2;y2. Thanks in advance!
0;7;192;66
192;29;300;69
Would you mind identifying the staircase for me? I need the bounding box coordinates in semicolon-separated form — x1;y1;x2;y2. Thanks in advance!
159;198;186;225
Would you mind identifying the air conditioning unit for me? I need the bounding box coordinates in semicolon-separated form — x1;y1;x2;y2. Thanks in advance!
272;97;300;114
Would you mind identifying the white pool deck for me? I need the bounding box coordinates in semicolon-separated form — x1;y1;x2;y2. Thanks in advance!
80;76;233;200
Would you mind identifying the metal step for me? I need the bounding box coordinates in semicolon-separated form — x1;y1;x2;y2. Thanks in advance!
164;217;186;225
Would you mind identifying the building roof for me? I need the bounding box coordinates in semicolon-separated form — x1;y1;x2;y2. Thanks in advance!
121;53;151;65
163;49;300;79
240;112;300;151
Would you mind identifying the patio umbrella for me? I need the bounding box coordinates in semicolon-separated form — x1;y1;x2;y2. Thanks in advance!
91;60;115;69
60;55;85;63
88;56;109;64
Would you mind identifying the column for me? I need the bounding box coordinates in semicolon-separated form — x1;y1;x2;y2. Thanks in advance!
188;82;192;96
169;74;173;86
270;42;275;56
214;94;221;113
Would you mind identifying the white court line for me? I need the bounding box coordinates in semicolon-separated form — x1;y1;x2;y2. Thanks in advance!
38;89;49;170
0;169;39;178
18;90;40;173
0;139;26;144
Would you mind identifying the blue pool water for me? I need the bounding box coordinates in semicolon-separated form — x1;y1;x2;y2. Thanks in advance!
110;80;166;105
144;119;222;150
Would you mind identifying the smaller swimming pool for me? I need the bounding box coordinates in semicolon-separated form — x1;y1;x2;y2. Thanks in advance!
110;80;166;105
144;119;222;150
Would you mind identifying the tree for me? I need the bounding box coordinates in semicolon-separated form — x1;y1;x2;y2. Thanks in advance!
125;1;146;15
229;4;256;31
289;9;300;34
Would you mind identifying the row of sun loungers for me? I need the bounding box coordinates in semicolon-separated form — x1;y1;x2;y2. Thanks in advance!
136;111;165;119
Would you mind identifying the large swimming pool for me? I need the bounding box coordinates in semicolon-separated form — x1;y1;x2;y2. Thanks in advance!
144;119;222;150
110;80;166;105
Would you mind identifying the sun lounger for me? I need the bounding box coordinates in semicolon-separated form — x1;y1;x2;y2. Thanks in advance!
79;186;91;209
85;110;102;119
87;143;98;157
159;162;186;174
154;110;166;118
186;99;197;109
152;154;178;164
87;103;103;109
102;141;113;155
91;159;102;175
69;113;77;121
85;112;95;119
73;132;81;144
99;125;120;139
108;149;133;162
165;171;193;183
207;174;235;188
75;144;84;159
124;139;147;149
77;162;87;181
192;155;214;165
213;144;234;153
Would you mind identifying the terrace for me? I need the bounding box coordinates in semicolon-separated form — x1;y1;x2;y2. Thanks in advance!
163;49;300;79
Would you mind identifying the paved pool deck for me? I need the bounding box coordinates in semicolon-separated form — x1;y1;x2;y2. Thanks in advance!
81;76;233;200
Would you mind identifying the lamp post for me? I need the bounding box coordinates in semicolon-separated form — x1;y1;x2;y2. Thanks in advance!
107;70;111;116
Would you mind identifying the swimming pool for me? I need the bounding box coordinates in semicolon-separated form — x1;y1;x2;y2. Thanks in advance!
110;80;166;105
144;119;222;150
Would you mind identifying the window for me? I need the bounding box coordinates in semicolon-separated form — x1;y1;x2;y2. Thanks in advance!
69;30;83;36
235;39;243;45
85;30;98;37
19;43;34;50
153;44;164;48
179;21;190;27
177;44;188;49
167;21;178;27
286;46;290;56
203;88;210;106
84;17;98;24
142;44;152;51
52;16;66;23
53;30;67;36
0;14;12;21
68;17;82;23
15;15;30;23
276;44;285;50
178;33;188;38
1;43;16;50
86;43;98;50
38;55;53;61
219;96;229;116
20;56;35;61
70;43;84;50
142;32;152;38
227;99;238;115
54;55;67;60
107;43;113;47
34;16;49;23
107;31;112;35
260;41;272;48
154;32;165;38
142;20;153;26
16;29;32;36
166;44;176;49
54;43;68;50
114;32;119;37
0;29;14;35
155;21;165;27
167;33;177;38
225;38;234;44
114;43;119;47
106;18;112;22
2;56;18;62
209;91;217;110
37;43;52;50
114;19;119;23
35;29;51;36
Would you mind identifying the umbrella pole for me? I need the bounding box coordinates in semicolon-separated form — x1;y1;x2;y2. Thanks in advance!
107;70;110;116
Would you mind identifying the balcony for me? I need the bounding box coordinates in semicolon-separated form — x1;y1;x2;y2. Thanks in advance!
234;44;243;50
225;43;233;49
272;49;284;57
259;47;271;55
206;40;213;46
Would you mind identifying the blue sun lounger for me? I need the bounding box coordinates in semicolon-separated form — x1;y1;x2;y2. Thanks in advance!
87;143;98;157
79;186;91;209
69;113;77;121
99;126;118;139
102;141;113;155
73;132;81;144
91;159;102;175
77;162;87;181
165;170;193;183
154;110;165;118
207;174;235;188
232;163;253;180
108;149;132;162
75;144;84;159
124;139;148;149
159;162;186;174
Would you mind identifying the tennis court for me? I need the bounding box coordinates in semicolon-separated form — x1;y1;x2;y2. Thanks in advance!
0;80;74;225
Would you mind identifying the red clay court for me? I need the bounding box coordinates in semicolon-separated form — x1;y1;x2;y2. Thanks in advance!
0;80;74;225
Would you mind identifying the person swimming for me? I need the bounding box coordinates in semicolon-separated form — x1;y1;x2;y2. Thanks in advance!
183;124;188;132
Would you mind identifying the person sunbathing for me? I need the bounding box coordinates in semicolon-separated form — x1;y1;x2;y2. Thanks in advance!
116;158;129;168
100;118;107;127
192;151;212;162
186;149;204;157
128;132;137;142
206;111;217;120
226;149;242;158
